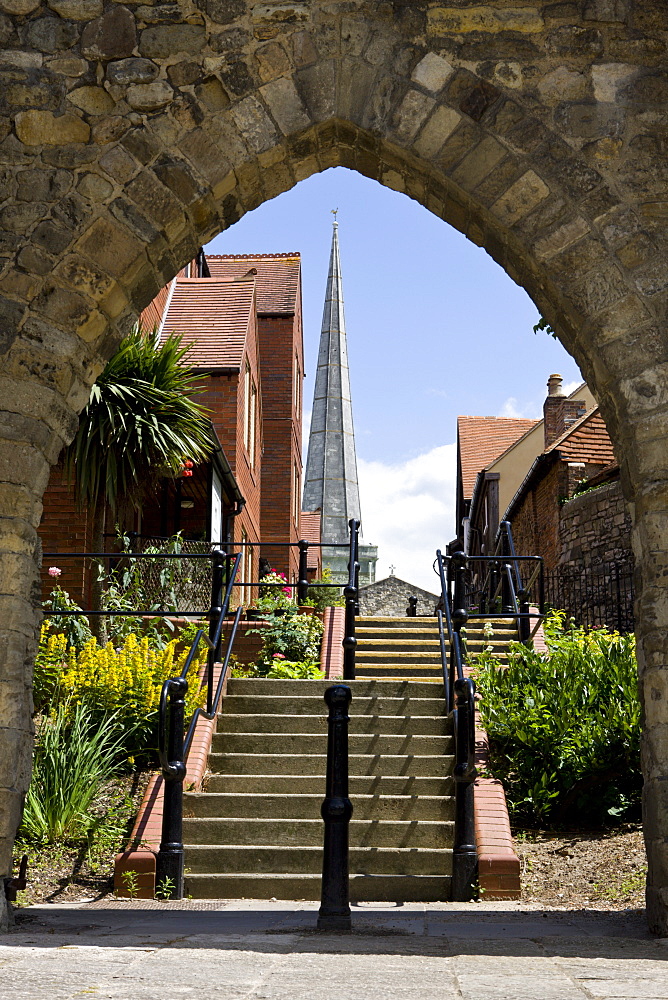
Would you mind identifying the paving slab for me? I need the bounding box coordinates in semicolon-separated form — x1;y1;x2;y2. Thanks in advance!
0;900;666;1000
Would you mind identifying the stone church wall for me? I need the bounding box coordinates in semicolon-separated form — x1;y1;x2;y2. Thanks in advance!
359;576;439;618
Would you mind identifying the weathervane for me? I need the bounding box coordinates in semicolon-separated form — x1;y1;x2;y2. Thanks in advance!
331;208;338;221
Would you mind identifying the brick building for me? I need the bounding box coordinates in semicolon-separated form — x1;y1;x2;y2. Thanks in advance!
39;250;305;603
456;375;623;574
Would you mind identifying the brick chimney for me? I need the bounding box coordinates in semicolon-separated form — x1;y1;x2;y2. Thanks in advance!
543;374;587;449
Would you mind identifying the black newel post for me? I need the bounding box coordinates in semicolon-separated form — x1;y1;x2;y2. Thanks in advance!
501;562;514;613
207;548;225;714
407;595;418;617
297;539;309;605
451;675;477;901
518;588;530;642
451;551;468;616
318;684;353;932
156;677;188;899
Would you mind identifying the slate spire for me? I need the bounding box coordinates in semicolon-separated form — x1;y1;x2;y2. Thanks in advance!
303;218;363;545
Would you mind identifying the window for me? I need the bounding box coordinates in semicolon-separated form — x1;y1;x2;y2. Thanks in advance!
243;362;257;466
293;462;300;526
294;355;301;412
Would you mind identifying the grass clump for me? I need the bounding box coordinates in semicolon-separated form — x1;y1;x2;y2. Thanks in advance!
475;611;641;827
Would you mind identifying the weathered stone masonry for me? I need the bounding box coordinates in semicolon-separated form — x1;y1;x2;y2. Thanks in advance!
0;1;668;931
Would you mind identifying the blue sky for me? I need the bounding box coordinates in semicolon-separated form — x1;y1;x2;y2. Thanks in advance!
206;167;582;589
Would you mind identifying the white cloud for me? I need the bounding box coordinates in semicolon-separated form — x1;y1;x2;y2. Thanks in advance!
498;396;541;420
358;444;456;593
563;380;583;397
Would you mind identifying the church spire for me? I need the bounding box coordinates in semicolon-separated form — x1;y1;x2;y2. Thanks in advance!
303;217;362;546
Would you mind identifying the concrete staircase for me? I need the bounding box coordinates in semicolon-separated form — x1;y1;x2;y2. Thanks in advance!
355;616;519;681
183;677;455;901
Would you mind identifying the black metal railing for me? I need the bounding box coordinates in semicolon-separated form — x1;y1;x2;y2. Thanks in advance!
543;557;634;633
446;524;544;643
343;519;360;681
435;549;477;900
155;550;242;899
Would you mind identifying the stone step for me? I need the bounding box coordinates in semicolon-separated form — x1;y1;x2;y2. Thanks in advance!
204;774;454;796
184;792;455;821
226;678;445;698
184;845;452;876
216;713;450;736
184;873;452;902
356;651;442;664
354;665;443;679
209;752;454;777
220;695;448;717
210;732;453;755
183;817;454;848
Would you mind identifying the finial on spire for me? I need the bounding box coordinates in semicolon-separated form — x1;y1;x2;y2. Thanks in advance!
331;208;338;224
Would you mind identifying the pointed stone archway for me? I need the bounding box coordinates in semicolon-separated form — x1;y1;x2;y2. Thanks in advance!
1;3;667;930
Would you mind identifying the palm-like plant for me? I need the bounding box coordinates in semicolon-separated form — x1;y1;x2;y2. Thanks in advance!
65;325;214;550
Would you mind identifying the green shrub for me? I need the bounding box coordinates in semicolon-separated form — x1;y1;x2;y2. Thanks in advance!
21;701;127;844
475;611;641;827
303;567;345;611
249;607;324;673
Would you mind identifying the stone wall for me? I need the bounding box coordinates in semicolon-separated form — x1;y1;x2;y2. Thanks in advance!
560;479;632;568
359;576;439;618
1;0;668;933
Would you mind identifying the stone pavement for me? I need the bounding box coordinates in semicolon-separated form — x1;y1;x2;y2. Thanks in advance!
1;900;667;1000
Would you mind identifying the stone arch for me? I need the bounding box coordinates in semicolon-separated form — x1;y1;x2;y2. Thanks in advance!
1;2;667;930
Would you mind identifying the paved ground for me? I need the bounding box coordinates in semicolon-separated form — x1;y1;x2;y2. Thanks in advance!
1;900;667;1000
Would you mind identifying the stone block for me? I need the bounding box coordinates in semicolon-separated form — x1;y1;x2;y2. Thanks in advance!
67;86;115;115
392;88;435;144
252;3;309;42
0;0;39;11
106;58;159;86
139;24;206;59
534;217;590;261
413;104;460;159
74;216;144;278
428;6;544;34
451;135;506;191
537;66;588;104
46;57;88;77
295;59;335;122
254;41;291;82
47;0;103;19
81;6;136;61
25;17;79;53
490;170;550;227
260;76;310;134
230;94;278;154
592;62;637;102
411;51;454;93
126;81;174;111
15;110;90;146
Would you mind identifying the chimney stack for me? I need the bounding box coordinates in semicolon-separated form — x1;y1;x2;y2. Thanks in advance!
543;374;586;449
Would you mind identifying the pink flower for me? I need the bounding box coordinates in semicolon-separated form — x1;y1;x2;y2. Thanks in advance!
273;653;285;660
48;567;61;578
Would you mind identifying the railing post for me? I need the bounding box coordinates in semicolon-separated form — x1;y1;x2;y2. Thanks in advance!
407;595;418;617
297;539;309;605
451;551;467;615
343;518;359;681
451;675;477;902
208;548;225;715
318;684;353;932
501;562;514;613
518;588;530;642
488;559;500;612
156;677;188;900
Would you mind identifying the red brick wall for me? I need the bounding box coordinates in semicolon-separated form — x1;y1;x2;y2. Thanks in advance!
39;465;93;605
510;462;565;572
256;305;303;584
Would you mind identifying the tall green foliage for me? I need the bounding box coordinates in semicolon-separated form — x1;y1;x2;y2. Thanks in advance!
475;612;641;827
65;326;214;516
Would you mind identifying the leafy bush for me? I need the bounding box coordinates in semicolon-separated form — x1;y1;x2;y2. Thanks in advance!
475;611;641;827
304;567;345;610
34;629;206;757
249;607;324;673
266;658;324;679
21;701;127;844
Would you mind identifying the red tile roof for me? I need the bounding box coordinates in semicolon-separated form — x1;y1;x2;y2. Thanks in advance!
206;253;301;315
458;416;539;499
159;277;255;370
548;407;615;465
